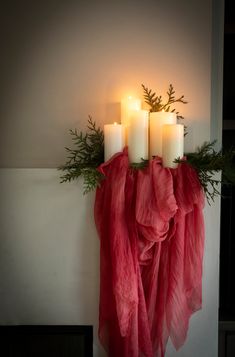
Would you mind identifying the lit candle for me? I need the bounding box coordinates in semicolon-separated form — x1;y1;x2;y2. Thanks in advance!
104;123;125;162
121;96;141;144
162;124;184;168
149;111;177;158
128;109;149;163
121;96;142;126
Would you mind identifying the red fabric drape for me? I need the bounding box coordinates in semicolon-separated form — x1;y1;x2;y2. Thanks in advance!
94;149;205;357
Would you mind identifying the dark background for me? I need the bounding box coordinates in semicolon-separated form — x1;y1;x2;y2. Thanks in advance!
219;0;235;320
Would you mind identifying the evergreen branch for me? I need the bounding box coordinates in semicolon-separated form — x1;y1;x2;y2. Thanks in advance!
142;83;188;119
58;116;104;193
130;158;149;170
161;84;188;112
175;141;235;204
82;168;105;194
141;84;162;112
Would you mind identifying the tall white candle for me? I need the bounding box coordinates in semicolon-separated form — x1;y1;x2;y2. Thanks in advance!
104;123;125;162
121;96;141;145
162;124;184;168
121;96;142;126
149;111;177;158
128;109;149;163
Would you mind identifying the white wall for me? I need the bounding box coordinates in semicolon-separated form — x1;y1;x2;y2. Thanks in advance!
0;0;223;356
0;0;211;167
0;169;104;356
0;169;221;357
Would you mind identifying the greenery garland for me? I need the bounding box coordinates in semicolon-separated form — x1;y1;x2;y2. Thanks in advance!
58;117;235;203
58;85;235;203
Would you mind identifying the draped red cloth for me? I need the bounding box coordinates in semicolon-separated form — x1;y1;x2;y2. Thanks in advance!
94;148;205;357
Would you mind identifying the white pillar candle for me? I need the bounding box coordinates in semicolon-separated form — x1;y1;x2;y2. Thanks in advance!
128;109;149;163
162;124;184;168
121;96;141;145
104;123;125;162
121;96;142;126
149;111;177;158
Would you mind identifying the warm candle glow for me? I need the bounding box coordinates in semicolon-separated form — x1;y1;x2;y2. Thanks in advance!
121;96;141;126
121;96;142;145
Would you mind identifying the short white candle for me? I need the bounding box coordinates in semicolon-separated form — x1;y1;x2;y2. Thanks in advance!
104;123;125;162
149;111;177;158
162;124;184;168
121;96;141;144
128;109;149;163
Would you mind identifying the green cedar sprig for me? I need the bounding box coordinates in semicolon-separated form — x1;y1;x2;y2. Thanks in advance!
141;83;188;119
130;159;149;170
175;141;235;204
58;116;104;194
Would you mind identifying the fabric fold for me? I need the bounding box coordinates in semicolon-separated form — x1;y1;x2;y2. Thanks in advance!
94;153;205;357
94;150;138;355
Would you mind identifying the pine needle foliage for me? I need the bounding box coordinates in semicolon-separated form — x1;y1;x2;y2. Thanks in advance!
141;83;188;119
175;141;235;204
58;116;105;194
130;159;149;170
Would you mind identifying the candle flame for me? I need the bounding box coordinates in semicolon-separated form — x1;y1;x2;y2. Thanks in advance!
114;122;117;125
162;109;165;112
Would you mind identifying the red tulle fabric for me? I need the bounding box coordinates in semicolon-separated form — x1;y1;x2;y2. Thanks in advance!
94;149;205;357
